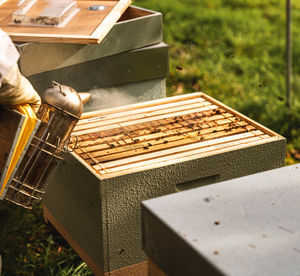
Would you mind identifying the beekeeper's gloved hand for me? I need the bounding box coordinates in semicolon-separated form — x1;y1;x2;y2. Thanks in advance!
0;29;41;113
0;65;41;113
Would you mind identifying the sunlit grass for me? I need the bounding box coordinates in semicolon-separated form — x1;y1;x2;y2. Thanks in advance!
136;0;300;153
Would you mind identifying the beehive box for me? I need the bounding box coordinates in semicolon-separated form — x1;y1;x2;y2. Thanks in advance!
43;92;286;275
14;5;167;108
24;42;169;109
16;6;163;77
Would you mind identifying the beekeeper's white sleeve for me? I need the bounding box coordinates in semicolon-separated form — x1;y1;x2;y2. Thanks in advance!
0;29;41;113
0;29;19;82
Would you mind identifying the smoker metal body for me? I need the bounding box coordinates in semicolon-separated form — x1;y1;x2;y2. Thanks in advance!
42;93;286;275
142;164;300;276
3;84;84;208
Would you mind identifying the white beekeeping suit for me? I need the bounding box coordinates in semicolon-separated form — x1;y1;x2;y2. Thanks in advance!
0;29;41;113
0;30;41;275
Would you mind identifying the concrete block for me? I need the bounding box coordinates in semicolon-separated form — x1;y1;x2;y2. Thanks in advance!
142;164;300;276
42;93;286;274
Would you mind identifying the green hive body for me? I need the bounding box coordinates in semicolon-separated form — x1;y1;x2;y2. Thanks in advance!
43;137;285;273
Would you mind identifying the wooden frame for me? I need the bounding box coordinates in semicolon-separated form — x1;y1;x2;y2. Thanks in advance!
69;92;285;180
0;0;131;44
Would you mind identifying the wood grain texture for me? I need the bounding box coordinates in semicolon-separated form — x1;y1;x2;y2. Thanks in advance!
0;106;23;174
148;259;167;276
0;0;131;44
68;93;283;179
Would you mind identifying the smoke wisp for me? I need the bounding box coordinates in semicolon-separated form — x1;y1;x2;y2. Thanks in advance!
84;87;135;112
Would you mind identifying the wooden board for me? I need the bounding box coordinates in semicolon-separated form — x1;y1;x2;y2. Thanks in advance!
0;0;131;43
68;93;284;179
0;106;24;175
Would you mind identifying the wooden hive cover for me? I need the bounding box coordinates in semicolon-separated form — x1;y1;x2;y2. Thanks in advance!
70;92;284;179
0;0;131;43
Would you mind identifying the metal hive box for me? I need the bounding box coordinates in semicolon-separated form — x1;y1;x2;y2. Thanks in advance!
43;92;286;275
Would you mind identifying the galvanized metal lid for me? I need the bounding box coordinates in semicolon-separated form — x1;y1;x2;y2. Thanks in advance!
43;81;83;118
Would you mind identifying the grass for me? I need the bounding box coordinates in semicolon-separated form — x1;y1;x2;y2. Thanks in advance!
1;0;300;274
136;0;300;161
0;201;94;275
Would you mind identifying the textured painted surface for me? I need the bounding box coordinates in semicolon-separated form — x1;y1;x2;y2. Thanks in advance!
43;153;105;269
43;138;285;272
101;139;285;271
142;164;300;276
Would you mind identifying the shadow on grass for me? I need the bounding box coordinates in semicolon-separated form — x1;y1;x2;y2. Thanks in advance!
0;201;93;275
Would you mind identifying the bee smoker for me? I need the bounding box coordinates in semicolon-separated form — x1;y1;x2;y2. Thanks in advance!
4;81;90;209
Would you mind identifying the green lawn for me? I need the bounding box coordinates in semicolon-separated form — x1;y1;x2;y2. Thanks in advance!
136;0;300;162
1;0;300;274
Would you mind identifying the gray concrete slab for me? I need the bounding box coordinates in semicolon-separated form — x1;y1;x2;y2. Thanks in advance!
142;164;300;276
